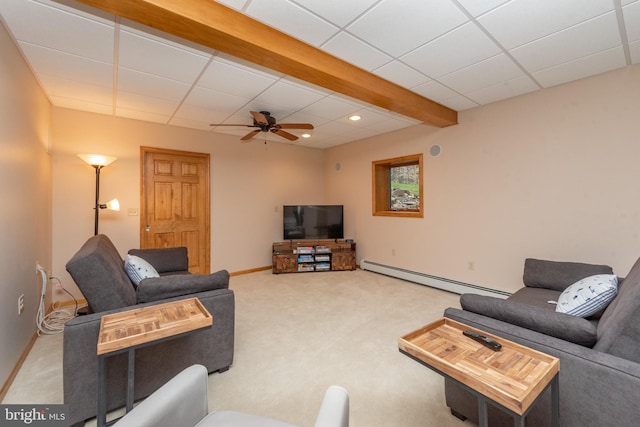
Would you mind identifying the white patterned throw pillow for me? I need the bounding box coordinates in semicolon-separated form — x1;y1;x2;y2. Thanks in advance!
124;254;159;286
555;274;618;317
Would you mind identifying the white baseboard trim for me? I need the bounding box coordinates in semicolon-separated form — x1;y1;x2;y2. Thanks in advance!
360;260;510;299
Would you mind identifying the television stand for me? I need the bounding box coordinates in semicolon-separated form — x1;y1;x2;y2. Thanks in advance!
272;239;356;274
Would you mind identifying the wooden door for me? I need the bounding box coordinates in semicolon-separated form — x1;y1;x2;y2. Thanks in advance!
140;147;210;274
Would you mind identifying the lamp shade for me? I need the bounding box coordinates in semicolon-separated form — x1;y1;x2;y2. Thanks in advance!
78;153;117;167
104;198;120;211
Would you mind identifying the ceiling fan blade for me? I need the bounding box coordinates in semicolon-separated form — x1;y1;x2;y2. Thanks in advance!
240;130;261;141
277;123;314;130
210;123;255;127
272;129;298;141
250;111;269;126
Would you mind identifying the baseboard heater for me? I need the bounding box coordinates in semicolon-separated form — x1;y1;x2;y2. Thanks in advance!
360;260;510;299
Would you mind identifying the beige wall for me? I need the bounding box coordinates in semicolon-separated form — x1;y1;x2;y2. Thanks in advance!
0;22;52;388
51;108;326;300
326;64;640;293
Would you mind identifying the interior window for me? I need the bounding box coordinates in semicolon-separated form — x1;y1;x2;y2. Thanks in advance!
372;154;423;218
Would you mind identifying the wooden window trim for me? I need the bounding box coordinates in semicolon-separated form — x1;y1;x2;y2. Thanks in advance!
372;154;423;218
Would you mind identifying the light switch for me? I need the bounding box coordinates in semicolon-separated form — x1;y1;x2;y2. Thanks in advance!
127;208;139;216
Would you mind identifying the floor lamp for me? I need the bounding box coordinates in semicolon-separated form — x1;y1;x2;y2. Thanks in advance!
78;154;120;235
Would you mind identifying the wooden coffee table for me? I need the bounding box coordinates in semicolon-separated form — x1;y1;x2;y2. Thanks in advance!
96;297;212;426
399;318;559;427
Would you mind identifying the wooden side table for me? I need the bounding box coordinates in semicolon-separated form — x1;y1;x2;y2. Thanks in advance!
96;297;212;427
399;318;559;427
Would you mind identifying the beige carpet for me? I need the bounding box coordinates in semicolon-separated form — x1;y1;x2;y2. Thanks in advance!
3;269;469;427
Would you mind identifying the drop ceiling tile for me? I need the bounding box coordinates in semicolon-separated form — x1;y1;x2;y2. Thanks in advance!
254;80;326;110
361;116;415;133
18;42;112;88
465;75;539;105
532;46;627;88
49;95;112;115
314;120;363;136
279;111;332;127
438;54;525;94
116;91;180;116
456;0;510;17
411;80;460;104
167;117;214;131
173;104;235;125
441;95;478;111
322;32;392;71
479;0;614;50
38;74;113;105
401;23;502;78
312;136;350;149
118;68;190;101
349;107;400;128
292;0;379;27
347;0;468;57
118;30;210;83
624;1;640;42
197;57;278;98
183;86;251;112
115;108;170;125
0;0;114;62
511;12;622;73
297;96;363;121
344;127;379;141
373;61;430;89
244;0;339;46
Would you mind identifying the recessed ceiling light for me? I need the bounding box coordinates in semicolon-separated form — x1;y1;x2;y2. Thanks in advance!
301;133;311;138
348;114;362;121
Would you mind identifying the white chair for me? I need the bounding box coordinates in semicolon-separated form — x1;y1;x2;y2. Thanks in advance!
113;364;349;427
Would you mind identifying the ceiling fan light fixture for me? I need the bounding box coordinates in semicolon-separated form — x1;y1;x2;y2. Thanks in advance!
348;114;362;121
301;133;311;138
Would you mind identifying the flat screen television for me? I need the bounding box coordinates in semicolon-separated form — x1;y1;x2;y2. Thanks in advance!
283;205;344;240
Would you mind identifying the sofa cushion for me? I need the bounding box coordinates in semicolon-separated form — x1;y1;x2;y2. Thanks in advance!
136;270;230;303
508;287;562;310
125;254;160;286
128;247;189;274
555;274;618;317
460;293;597;346
593;256;640;362
66;234;137;312
523;258;614;292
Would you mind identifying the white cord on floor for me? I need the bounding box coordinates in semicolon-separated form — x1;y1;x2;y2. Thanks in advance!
36;267;76;335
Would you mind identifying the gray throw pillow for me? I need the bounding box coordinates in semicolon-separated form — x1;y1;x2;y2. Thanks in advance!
460;293;597;347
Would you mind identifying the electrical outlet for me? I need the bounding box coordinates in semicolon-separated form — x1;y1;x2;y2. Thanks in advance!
468;261;475;271
18;294;24;315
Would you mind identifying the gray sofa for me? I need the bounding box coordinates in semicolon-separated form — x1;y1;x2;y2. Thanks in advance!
443;257;640;426
64;235;235;427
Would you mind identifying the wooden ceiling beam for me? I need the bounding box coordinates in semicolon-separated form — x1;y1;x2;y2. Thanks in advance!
74;0;458;127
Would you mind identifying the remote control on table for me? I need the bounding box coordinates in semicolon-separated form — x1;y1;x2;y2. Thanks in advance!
463;330;502;351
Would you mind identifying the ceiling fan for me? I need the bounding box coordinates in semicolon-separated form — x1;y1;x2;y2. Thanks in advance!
210;111;314;142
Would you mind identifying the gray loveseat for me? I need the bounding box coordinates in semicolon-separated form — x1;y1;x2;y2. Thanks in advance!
64;235;235;427
443;256;640;426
